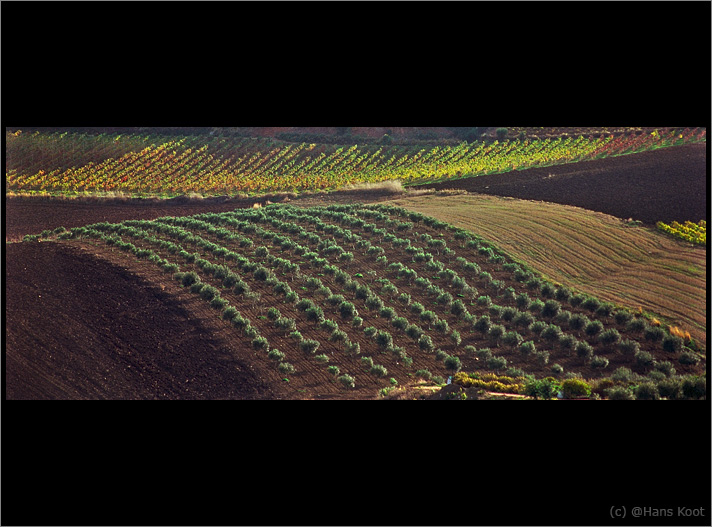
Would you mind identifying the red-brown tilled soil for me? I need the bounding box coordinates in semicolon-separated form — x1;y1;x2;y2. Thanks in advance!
417;142;707;224
4;241;287;399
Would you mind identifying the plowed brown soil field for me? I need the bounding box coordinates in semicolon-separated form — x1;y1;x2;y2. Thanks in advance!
4;143;707;399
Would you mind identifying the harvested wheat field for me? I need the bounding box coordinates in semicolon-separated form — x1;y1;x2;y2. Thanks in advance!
387;193;707;349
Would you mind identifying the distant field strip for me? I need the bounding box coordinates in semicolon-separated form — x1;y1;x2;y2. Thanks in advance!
6;128;705;195
388;194;707;346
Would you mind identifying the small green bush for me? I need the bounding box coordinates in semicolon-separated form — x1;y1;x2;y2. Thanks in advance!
635;350;654;369
618;339;640;356
444;355;462;372
644;325;665;341
634;382;660;400
599;328;621;348
299;339;320;354
561;378;591;398
370;364;388;377
661;334;683;353
657;378;681;399
607;386;635;400
678;351;700;365
268;349;285;361
584;320;604;337
252;336;269;351
681;376;706;399
519;340;536;356
591;355;609;369
486;355;508;371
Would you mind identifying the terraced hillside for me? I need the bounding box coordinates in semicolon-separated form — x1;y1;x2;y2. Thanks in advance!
8;203;705;399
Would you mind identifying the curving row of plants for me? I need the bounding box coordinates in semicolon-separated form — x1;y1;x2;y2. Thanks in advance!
29;202;705;397
7;128;706;195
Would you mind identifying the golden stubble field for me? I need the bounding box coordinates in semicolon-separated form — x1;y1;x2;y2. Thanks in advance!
386;193;707;349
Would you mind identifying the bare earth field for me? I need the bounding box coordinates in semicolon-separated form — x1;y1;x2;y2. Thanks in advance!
4;143;707;399
416;142;707;224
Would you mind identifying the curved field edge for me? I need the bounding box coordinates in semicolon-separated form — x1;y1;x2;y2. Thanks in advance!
14;201;705;400
384;194;707;349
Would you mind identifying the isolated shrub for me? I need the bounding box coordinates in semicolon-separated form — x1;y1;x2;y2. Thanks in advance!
515;292;531;310
561;378;591;398
568;313;590;331
661;334;683;353
644;326;665;342
199;284;218;301
575;341;594;362
450;330;462;347
434;318;450;334
607;386;635;400
361;356;374;369
541;299;561;318
554;310;572;327
338;301;358;319
418;335;434;352
420;310;437;327
523;377;561;399
252;336;269;352
534;350;550;366
391;317;408;331
634;350;654;369
329;329;348;344
581;297;601;312
274;317;296;332
540;324;563;342
513;311;535;331
634;382;660;400
551;363;564;376
678;351;700;365
268;349;285;361
499;306;518;322
364;326;377;338
681;376;706;399
610;367;635;383
486;355;508;371
370;364;388;377
614;310;634;325
443;355;462;372
584;320;604;337
618;339;640;356
231;315;249;331
299;339;320;354
416;369;433;380
351;316;363;328
653;360;676;377
476;295;492;307
540;283;556;298
375;330;393;350
222;306;239;321
327;365;340;377
626;318;647;333
558;334;578;352
501;331;523;348
591;355;609;369
598;328;621;348
267;307;281;320
488;305;503;318
488;324;505;343
210;296;228;310
278;362;295;374
315;354;330;364
657;378;681;399
450;299;468;318
528;299;544;314
345;341;360;355
476;348;493;361
519;340;536;356
365;295;384;311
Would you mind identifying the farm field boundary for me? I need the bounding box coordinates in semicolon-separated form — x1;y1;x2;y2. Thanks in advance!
9;203;705;399
385;194;707;348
